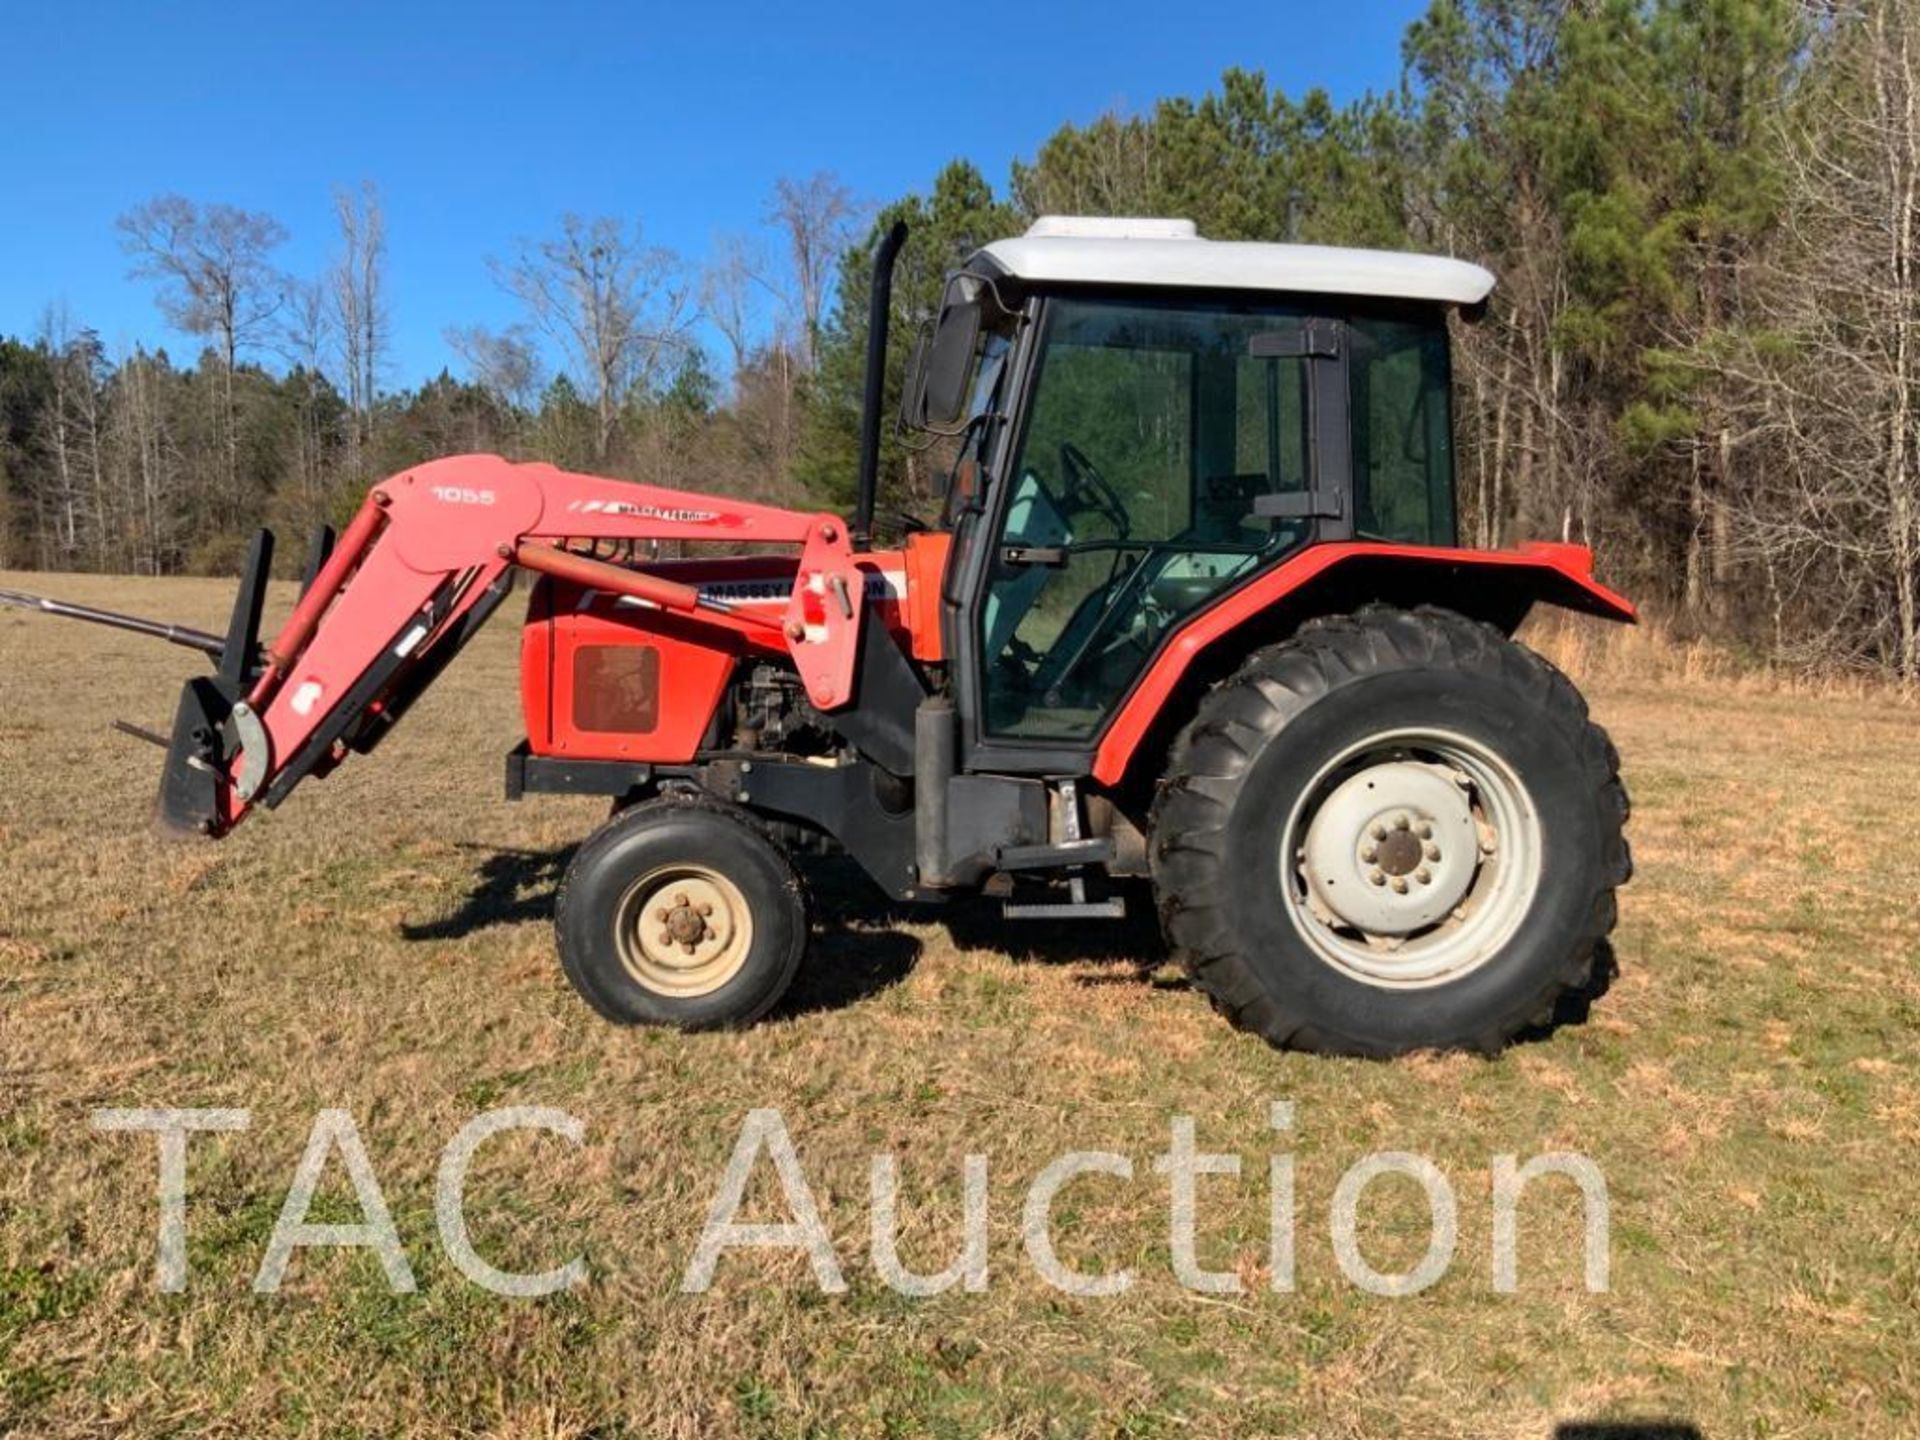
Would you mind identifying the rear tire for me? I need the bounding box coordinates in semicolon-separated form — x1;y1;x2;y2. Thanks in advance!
555;795;808;1028
1150;607;1629;1057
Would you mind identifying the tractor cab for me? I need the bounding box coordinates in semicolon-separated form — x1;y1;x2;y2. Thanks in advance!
904;216;1493;768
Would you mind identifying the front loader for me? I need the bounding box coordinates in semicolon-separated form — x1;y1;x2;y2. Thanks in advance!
3;215;1633;1056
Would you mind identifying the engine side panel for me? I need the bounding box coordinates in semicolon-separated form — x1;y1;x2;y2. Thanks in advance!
522;579;756;763
519;546;942;765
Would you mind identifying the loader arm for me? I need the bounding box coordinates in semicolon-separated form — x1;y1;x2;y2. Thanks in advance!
168;454;865;836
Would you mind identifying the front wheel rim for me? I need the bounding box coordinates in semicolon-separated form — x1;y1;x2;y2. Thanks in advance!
614;865;755;998
1279;726;1542;989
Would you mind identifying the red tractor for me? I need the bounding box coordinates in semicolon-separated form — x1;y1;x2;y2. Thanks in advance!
6;216;1632;1055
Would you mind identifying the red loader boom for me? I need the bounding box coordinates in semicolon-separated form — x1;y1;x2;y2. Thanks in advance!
145;456;871;837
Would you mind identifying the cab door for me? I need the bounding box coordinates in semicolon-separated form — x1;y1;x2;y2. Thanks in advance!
962;293;1345;763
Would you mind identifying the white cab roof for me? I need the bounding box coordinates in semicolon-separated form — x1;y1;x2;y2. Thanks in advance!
975;216;1495;306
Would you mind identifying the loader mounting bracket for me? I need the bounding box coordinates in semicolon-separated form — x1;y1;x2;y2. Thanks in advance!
157;676;238;836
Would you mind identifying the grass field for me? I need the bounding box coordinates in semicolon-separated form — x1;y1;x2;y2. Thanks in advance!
2;572;1917;1439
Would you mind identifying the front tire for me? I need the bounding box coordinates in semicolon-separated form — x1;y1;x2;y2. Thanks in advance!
555;796;808;1028
1150;607;1629;1057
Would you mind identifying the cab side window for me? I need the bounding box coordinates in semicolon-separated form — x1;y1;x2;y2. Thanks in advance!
1348;315;1456;545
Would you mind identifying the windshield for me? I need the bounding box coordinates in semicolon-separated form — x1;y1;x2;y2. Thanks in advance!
939;330;1011;524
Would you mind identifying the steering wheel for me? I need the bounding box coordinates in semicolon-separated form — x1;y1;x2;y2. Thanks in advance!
1036;540;1191;701
1059;442;1130;539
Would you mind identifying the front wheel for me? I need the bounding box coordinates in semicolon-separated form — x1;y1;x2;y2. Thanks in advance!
554;796;808;1028
1150;607;1629;1056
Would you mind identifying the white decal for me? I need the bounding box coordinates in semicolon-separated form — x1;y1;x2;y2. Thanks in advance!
693;572;905;607
290;680;325;716
565;498;721;523
429;486;496;506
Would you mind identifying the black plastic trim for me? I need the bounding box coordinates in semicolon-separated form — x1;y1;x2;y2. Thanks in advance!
730;759;920;899
506;742;655;802
824;615;925;777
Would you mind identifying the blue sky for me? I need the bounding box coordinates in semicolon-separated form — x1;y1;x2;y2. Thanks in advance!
3;1;1429;385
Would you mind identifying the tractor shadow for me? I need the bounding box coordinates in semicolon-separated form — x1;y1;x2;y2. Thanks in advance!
397;844;927;1016
402;847;1177;1018
793;857;1180;1009
400;843;571;941
402;846;1608;1045
1520;938;1620;1042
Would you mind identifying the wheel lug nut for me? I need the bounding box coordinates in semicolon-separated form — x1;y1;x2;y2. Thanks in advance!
681;942;697;955
673;892;689;907
698;902;714;916
1417;823;1432;839
653;907;670;923
1415;867;1432;885
1391;876;1409;894
1360;844;1378;863
1393;814;1411;831
658;931;674;947
1424;843;1441;861
1370;823;1388;840
1369;869;1387;886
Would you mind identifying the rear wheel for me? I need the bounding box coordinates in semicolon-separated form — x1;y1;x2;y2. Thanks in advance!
1150;607;1628;1056
555;796;808;1028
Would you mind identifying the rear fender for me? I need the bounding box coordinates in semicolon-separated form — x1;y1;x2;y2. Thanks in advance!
1090;541;1634;788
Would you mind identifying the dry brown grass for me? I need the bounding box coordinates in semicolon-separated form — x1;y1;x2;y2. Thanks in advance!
1523;606;1920;703
3;573;1918;1439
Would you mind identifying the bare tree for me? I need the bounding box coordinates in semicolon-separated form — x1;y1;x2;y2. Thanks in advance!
277;279;333;371
116;195;287;519
331;180;388;471
491;215;694;461
279;279;338;517
726;341;806;499
768;172;859;371
700;233;779;381
34;306;87;567
445;323;545;413
1702;0;1920;680
106;347;181;576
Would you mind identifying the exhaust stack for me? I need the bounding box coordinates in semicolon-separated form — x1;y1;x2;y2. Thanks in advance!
852;219;910;550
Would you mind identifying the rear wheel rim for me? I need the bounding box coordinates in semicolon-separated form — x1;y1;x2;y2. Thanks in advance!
1279;726;1541;989
614;865;754;998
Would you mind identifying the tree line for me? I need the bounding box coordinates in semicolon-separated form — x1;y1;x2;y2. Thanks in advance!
0;173;861;578
4;0;1919;681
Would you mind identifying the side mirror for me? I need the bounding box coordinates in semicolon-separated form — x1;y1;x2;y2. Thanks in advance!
918;298;982;430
